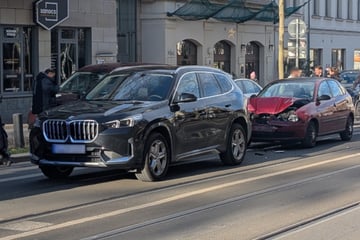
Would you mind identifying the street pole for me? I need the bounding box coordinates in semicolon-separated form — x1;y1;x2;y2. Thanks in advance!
278;0;285;79
306;0;311;75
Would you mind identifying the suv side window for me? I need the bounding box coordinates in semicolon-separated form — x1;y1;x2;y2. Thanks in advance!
198;73;222;97
318;81;332;97
214;74;233;93
177;72;200;98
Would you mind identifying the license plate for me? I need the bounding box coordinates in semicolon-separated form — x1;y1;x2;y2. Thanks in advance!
52;144;86;154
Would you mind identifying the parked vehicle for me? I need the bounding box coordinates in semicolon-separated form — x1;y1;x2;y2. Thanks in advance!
234;78;262;98
28;63;167;128
57;63;165;105
248;78;354;147
30;66;251;181
339;70;360;119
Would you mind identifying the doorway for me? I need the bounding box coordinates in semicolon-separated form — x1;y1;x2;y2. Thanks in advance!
245;41;260;80
213;40;231;73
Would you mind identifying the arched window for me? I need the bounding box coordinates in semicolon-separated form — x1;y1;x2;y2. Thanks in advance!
213;40;231;73
177;40;197;65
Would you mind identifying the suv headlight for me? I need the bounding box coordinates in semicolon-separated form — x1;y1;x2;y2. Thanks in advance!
103;114;143;128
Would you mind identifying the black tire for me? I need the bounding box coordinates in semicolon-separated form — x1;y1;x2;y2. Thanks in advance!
135;133;170;182
355;102;360;120
220;123;247;166
302;121;317;148
40;166;73;179
340;116;354;141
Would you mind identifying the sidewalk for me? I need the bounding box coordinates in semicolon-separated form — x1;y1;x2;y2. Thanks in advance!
4;124;30;164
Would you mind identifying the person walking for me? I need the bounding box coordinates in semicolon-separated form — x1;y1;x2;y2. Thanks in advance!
32;68;59;114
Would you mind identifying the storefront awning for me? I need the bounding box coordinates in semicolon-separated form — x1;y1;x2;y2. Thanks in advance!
166;0;223;20
167;0;308;24
212;0;257;24
254;1;308;24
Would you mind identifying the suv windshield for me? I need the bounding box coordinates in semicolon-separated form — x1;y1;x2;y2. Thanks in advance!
60;72;103;93
86;73;174;101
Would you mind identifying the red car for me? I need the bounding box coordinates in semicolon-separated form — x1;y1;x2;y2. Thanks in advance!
248;78;355;147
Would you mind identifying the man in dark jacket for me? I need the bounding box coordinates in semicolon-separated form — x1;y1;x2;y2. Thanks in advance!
32;69;59;114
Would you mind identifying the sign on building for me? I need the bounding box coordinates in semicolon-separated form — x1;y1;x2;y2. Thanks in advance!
33;0;69;30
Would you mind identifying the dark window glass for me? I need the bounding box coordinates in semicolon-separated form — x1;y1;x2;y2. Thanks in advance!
2;42;21;92
177;40;197;65
328;80;343;97
61;29;76;39
198;73;222;97
241;80;261;94
214;74;232;93
318;82;332;97
177;73;200;98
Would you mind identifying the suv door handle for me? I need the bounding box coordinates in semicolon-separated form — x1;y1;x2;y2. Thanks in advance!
225;104;231;108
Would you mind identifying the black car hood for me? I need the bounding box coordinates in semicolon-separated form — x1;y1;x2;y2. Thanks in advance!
42;100;165;120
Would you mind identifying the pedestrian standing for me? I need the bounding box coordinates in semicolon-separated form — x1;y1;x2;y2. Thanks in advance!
32;68;59;114
249;70;258;83
0;116;12;166
288;67;302;78
328;67;341;82
311;65;323;77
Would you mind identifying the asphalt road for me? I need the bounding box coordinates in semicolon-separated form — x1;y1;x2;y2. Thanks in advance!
1;124;360;240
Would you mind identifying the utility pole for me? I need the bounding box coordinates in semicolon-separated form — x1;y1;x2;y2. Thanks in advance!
278;0;285;79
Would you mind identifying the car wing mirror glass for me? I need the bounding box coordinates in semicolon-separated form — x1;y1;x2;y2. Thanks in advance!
317;94;331;101
177;93;197;103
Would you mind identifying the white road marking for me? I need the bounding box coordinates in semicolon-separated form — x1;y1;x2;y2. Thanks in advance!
0;221;52;232
1;153;359;240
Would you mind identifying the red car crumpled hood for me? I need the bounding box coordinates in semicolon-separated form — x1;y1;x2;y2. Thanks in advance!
248;97;297;115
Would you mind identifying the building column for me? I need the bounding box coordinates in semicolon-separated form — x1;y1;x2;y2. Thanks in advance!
38;28;52;71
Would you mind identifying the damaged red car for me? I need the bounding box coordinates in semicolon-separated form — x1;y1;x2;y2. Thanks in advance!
248;78;355;147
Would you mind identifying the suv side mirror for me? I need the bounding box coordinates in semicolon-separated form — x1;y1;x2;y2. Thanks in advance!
177;93;197;103
317;94;331;101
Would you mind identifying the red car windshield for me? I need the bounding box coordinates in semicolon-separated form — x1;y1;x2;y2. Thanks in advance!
259;81;315;99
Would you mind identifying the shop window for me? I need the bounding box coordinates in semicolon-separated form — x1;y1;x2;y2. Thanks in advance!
310;49;322;68
332;49;345;70
177;40;197;66
354;50;360;69
1;26;34;93
51;28;91;83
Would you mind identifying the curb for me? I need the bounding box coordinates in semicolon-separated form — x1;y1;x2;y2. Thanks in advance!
11;153;30;163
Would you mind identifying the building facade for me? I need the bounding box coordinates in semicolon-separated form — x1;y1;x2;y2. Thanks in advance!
0;0;117;122
139;0;276;86
281;0;360;75
3;0;360;123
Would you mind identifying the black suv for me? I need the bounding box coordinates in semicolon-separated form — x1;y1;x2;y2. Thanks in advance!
30;66;251;181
